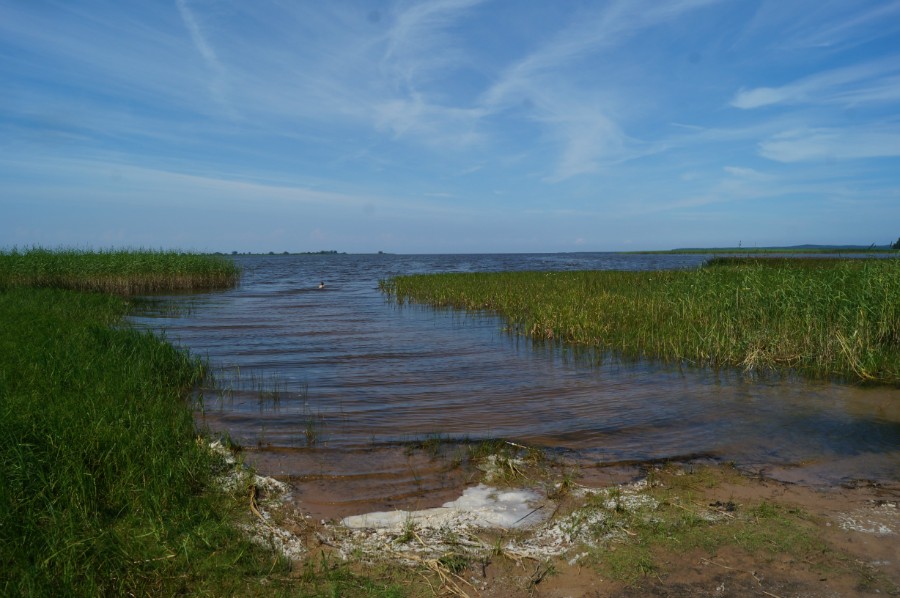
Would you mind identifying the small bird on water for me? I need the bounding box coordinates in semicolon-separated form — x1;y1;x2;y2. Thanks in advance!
318;281;325;289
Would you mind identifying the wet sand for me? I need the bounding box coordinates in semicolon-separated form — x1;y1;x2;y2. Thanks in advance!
244;454;898;597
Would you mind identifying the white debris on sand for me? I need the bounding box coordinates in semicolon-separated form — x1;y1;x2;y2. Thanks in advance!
204;441;668;567
207;439;291;496
334;484;552;562
239;515;307;562
206;439;308;561
503;482;659;559
207;439;237;463
342;484;548;531
837;501;897;536
334;480;660;563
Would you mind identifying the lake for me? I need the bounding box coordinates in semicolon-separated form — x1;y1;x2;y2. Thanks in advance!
131;253;900;518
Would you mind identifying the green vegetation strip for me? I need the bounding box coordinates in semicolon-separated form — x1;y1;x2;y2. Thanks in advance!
0;248;241;294
381;258;900;385
632;246;899;254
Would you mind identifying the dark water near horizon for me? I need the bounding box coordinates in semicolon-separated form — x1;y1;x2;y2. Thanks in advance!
131;253;899;517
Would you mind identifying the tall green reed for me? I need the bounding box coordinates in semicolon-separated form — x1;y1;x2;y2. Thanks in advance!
381;258;900;385
0;247;240;295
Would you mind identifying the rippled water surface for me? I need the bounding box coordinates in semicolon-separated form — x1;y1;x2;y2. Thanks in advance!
132;253;900;517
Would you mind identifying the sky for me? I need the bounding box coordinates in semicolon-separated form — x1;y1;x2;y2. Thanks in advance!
2;1;899;254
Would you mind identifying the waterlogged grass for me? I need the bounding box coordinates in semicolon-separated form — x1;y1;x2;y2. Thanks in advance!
381;258;900;384
0;248;240;295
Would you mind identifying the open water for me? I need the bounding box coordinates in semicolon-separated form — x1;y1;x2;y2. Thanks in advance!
131;253;900;517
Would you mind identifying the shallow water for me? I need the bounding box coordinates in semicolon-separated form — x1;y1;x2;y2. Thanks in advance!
131;253;900;518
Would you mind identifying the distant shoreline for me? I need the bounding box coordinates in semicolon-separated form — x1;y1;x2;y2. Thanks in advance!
629;245;898;255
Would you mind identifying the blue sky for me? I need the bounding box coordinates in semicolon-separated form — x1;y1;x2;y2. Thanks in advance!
2;1;899;253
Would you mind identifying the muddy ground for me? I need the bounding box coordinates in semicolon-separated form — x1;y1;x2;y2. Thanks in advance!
235;445;898;597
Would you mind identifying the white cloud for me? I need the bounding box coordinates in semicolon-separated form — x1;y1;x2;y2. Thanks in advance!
785;0;900;50
383;0;485;84
759;127;900;163
175;0;221;70
477;0;720;180
731;58;900;109
374;94;486;147
723;166;770;180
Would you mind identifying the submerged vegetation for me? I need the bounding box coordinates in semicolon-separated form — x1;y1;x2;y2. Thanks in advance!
0;247;241;294
382;257;900;385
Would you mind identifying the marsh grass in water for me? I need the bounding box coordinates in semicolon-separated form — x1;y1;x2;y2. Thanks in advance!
381;257;900;384
202;367;325;446
0;247;240;295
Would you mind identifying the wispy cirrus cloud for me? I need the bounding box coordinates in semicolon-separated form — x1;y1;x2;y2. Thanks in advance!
175;0;222;72
229;1;488;147
478;0;721;180
4;1;899;252
176;0;235;117
481;0;720;108
759;126;900;163
370;0;490;146
731;58;900;109
382;0;485;85
783;0;900;50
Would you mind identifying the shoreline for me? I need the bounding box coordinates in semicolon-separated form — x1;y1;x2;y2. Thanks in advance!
241;448;899;596
236;441;900;524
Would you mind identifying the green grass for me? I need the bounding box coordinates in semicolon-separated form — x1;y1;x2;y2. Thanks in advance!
296;558;409;597
381;257;900;384
0;248;240;295
0;288;289;595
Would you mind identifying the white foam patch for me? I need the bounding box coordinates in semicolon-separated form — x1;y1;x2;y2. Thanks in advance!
837;501;897;536
342;484;546;530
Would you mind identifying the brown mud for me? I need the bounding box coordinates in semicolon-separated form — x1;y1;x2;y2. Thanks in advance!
238;448;898;597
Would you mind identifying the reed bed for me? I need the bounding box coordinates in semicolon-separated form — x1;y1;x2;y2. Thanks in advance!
0;248;241;295
381;258;900;385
